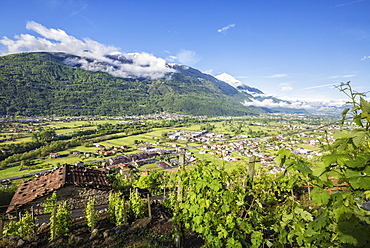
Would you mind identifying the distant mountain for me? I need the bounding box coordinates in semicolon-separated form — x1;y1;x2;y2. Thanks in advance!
0;52;264;117
215;73;310;114
215;73;263;96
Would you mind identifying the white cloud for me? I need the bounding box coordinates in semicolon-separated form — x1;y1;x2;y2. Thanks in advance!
215;73;245;88
0;21;175;79
302;83;335;90
166;55;177;62
361;56;370;60
266;73;288;78
243;96;347;112
71;4;88;16
328;74;355;79
218;24;235;34
176;49;200;65
203;69;213;75
281;86;293;91
335;0;365;8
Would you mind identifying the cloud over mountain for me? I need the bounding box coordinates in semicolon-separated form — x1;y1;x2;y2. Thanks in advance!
243;96;347;113
0;21;174;79
215;73;245;88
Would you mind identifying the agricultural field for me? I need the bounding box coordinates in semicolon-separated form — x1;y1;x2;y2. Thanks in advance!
2;108;369;247
0;114;338;180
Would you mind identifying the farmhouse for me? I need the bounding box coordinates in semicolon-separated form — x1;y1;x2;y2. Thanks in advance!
6;164;112;215
49;153;60;158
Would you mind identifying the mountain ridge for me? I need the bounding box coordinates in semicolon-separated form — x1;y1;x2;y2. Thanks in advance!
0;52;264;117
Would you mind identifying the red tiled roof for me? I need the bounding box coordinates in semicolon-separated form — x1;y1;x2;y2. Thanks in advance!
6;164;112;213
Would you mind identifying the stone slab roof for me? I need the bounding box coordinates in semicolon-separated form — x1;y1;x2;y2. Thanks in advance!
6;164;112;213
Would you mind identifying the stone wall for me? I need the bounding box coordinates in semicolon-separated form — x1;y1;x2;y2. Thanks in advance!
19;186;111;216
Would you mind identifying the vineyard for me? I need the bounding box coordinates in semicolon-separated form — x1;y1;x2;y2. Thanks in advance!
1;82;370;247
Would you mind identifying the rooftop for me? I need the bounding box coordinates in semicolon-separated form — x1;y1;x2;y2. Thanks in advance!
6;164;112;213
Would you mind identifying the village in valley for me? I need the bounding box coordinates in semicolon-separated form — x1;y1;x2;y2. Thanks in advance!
0;113;341;181
0;113;348;246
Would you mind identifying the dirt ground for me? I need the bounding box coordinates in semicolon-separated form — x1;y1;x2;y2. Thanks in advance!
0;206;204;248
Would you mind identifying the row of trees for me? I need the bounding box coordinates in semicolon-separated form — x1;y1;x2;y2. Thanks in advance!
0;117;218;168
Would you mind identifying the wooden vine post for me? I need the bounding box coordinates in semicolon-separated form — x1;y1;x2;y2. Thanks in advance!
175;158;185;248
90;199;95;230
147;194;152;218
0;218;3;239
51;204;57;241
248;155;256;178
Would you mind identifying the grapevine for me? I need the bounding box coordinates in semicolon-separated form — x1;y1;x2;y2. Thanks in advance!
3;211;36;239
129;188;147;219
85;196;98;232
108;192;129;226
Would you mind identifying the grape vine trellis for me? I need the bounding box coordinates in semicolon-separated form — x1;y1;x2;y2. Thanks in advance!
169;82;370;247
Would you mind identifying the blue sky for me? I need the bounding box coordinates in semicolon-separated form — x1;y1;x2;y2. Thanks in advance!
1;0;370;105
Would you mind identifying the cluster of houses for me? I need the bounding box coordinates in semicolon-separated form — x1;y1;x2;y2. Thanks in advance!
168;130;225;143
124;112;206;120
166;126;329;174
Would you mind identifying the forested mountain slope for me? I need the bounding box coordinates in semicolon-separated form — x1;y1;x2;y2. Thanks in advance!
0;52;262;116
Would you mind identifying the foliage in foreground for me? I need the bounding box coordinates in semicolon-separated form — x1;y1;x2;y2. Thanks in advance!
169;82;370;247
3;211;36;239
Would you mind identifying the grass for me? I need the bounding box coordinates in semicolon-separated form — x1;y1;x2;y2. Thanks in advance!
0;165;54;180
0;118;325;181
138;163;160;171
0;136;33;145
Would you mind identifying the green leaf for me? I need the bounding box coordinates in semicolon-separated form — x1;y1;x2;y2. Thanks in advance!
311;212;328;231
251;231;263;248
360;97;370;113
345;167;370;189
342;108;350;118
322;154;349;167
295;208;313;221
311;187;331;205
221;204;230;213
281;213;293;224
209;180;221;192
295;162;312;177
275;148;291;166
350;129;368;147
353;114;363;127
345;155;367;169
334;130;350;139
312;163;328;177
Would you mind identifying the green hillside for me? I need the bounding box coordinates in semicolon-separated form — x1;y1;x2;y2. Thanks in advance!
0;52;263;116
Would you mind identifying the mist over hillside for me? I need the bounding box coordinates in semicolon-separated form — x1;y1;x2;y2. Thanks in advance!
0;52;265;116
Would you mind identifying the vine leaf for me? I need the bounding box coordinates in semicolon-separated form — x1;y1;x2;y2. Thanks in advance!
322;154;349;167
311;187;330;205
295;208;313;222
345;167;370;189
345;154;367;169
350;129;368;147
360;97;370;113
